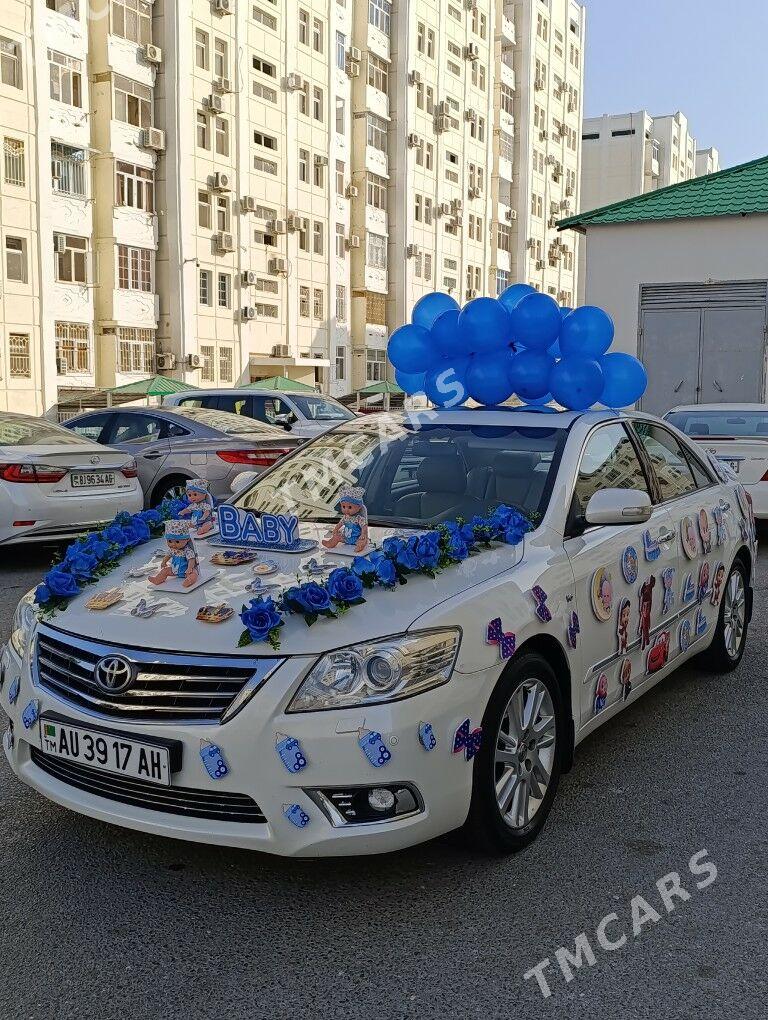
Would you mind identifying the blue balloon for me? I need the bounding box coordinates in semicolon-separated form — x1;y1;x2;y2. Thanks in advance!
424;359;470;407
549;357;604;411
457;298;512;354
559;306;572;319
498;283;536;314
559;306;614;359
547;339;561;359
431;309;465;359
412;292;460;331
509;293;562;351
387;324;434;374
466;353;515;405
508;349;554;401
599;352;648;408
395;369;426;395
525;391;553;406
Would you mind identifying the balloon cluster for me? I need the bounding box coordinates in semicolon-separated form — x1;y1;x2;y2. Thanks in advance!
387;286;647;411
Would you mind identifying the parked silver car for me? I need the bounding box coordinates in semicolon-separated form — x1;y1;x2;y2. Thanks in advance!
63;406;301;506
163;388;355;439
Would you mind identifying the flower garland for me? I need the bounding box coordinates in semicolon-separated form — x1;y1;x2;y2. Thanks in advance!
238;505;532;650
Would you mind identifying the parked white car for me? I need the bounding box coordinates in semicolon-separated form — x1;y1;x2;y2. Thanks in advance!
1;408;755;856
666;403;768;517
0;412;143;546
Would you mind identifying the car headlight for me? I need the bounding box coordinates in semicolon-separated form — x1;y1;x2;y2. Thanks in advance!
287;629;461;712
10;590;38;659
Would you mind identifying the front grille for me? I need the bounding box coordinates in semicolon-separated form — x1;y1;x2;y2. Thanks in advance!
31;747;266;824
35;626;282;724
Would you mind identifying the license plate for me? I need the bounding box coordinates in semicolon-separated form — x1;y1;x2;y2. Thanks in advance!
39;719;171;786
71;471;116;488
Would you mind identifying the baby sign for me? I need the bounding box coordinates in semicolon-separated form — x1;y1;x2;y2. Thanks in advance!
215;504;317;553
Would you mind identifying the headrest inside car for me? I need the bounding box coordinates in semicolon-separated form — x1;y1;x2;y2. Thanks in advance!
416;456;465;494
496;451;540;478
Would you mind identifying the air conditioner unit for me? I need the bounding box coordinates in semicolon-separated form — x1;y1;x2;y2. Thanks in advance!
464;43;480;61
53;234;67;254
214;76;233;94
545;155;556;166
203;94;223;113
468;187;480;199
56;357;68;375
214;0;233;14
345;59;360;78
286;212;299;232
345;184;359;198
436;115;451;132
156;352;177;370
286;73;303;91
408;70;422;86
437;100;450;116
187;353;204;369
565;185;574;196
534;77;545;91
438;202;451;216
143;44;162;64
407;132;420;148
268;257;287;274
141;127;165;151
240;196;257;213
466;288;478;299
464;0;477;10
314;154;328;166
406;244;421;258
451;198;463;212
347;46;362;63
525;238;535;250
214;231;235;253
241;306;257;320
535;259;545;270
269;219;286;234
345;234;360;250
272;344;290;357
548;216;558;228
539;130;548;141
212;171;231;191
560;200;570;210
451;215;463;228
464;109;477;123
241;270;258;285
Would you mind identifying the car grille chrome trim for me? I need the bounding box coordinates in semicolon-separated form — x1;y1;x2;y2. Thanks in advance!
34;625;283;725
30;747;266;823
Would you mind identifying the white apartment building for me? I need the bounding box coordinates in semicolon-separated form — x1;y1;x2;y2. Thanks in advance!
0;0;586;414
695;145;720;178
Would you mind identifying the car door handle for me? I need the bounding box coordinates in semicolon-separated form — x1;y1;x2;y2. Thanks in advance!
141;451;164;460
657;528;675;543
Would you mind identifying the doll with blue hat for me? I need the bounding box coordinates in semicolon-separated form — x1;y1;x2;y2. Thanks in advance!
179;478;215;536
322;485;369;554
149;520;200;588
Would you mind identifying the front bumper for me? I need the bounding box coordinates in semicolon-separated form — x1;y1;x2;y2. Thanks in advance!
0;635;492;857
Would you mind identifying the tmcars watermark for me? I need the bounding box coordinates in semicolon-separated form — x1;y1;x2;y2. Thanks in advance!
523;849;718;999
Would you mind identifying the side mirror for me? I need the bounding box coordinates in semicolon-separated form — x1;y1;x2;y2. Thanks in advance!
584;488;652;526
230;470;260;494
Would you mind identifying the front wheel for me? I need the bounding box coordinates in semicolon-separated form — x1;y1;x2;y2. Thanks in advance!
464;653;564;854
705;559;749;672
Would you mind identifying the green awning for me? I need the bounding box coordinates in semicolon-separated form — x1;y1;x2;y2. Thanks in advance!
107;375;199;397
245;375;317;391
357;380;404;395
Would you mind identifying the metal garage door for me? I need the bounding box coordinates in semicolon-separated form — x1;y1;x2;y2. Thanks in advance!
638;281;768;416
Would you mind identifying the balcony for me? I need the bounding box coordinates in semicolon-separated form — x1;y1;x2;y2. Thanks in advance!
499;60;515;91
501;8;516;44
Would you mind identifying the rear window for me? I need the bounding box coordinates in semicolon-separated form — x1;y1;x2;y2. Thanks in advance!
290;394;354;422
169;406;282;436
667;410;768;438
0;414;92;447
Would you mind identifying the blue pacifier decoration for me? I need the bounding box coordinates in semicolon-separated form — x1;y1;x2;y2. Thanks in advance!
418;721;437;752
8;675;20;706
22;699;39;730
200;739;229;780
358;728;392;768
275;732;308;773
283;803;310;828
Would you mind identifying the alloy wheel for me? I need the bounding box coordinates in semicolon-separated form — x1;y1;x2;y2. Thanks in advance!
723;569;746;660
494;678;556;829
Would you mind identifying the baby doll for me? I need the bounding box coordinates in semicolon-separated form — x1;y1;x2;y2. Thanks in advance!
322;485;369;554
149;520;200;589
179;478;215;536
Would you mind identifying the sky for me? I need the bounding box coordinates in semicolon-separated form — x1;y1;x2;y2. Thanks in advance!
582;0;768;168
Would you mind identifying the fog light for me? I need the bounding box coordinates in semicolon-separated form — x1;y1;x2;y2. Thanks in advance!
368;787;396;812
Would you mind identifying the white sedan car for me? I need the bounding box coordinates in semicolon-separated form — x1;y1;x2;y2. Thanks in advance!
0;412;143;546
666;403;768;518
1;408;755;856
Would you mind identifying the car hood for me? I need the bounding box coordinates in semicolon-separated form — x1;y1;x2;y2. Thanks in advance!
40;522;525;657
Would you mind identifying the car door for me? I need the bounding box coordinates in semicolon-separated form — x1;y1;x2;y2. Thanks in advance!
630;418;734;661
563;422;678;728
103;413;172;495
214;394;254;417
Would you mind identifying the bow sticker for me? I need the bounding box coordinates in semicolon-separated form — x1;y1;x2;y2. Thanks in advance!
452;718;482;761
567;611;580;649
530;586;552;623
486;617;516;659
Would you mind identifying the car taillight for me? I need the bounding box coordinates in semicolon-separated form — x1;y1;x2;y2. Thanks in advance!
0;463;68;483
121;460;138;478
216;448;292;467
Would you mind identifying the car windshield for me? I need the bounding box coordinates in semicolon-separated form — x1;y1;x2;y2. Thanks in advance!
236;417;564;526
170;406;283;436
666;410;768;438
0;413;93;447
289;395;354;422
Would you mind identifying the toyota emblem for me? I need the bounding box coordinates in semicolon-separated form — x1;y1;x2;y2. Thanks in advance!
93;655;134;694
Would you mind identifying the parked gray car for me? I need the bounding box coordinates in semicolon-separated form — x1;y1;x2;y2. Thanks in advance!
63;406;301;506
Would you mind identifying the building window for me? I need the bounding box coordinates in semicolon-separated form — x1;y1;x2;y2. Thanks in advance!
312;17;323;53
336;31;346;70
298;9;309;46
298;148;309;183
199;270;212;306
54;234;88;284
313;86;323;122
366;347;386;382
366;173;387;210
215;117;229;156
313;157;325;188
200;345;214;381
335;97;345;134
335;346;346;380
3;138;24;187
5;237;27;283
114;74;152;128
366;114;387;152
218;272;231;308
195;30;209;69
1;37;22;89
117;244;152;292
252;79;277;103
335;160;345;195
367;232;386;270
335;223;345;258
55;322;90;373
197;190;211;228
51;142;87;197
116;161;154;212
112;0;152;45
252;5;277;29
313;221;324;255
47;0;80;15
118;327;155;374
297;82;308;116
214;38;228;79
252;56;276;78
427;28;435;58
219;346;233;382
196;112;209;150
313;288;323;319
9;333;30;377
336;284;346;322
367;54;388;94
368;0;391;35
48;50;82;107
299;285;310;318
297;219;308;251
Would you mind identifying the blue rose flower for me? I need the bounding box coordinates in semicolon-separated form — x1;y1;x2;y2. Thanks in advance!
352;555;376;578
374;556;397;587
138;508;163;529
65;549;99;581
121;516;151;547
285;581;333;616
102;524;130;553
445;532;469;562
34;583;52;605
326;567;364;605
43;567;80;599
168;496;189;518
81;534;110;560
382;536;419;572
240;596;283;642
414;531;441;570
445;520;476;546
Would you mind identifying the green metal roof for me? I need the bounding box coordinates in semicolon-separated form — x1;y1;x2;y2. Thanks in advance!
107;375;199;396
559;154;768;232
244;375;316;392
358;380;403;395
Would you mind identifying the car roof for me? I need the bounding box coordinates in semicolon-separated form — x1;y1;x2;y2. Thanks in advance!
343;407;647;430
667;403;768;412
166;388;308;397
